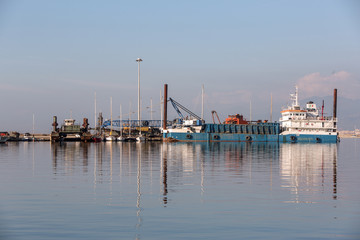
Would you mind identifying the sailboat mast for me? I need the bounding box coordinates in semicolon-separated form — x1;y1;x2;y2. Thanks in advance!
120;104;122;137
270;93;273;122
32;113;35;140
110;97;113;135
129;101;132;137
94;92;97;131
201;84;204;120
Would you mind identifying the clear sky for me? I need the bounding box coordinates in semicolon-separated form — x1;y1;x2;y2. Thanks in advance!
0;0;359;132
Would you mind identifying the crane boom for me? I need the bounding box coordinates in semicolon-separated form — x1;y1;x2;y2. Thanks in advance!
169;98;201;120
211;110;221;124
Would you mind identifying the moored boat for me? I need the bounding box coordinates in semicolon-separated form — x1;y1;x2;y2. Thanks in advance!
51;117;94;142
163;118;280;142
162;93;280;142
0;132;9;143
0;136;9;144
105;135;116;142
279;87;338;143
136;134;145;142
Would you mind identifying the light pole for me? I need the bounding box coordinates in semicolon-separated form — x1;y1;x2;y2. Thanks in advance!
136;58;143;126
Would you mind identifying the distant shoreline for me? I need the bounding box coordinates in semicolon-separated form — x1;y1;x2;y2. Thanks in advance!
339;131;360;139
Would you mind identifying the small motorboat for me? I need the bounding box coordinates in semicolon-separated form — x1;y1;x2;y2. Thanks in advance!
136;134;145;142
0;136;9;144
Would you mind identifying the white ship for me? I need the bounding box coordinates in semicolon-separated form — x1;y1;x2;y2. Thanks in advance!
279;86;338;143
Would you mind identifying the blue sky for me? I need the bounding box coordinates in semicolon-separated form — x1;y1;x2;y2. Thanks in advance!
0;0;359;132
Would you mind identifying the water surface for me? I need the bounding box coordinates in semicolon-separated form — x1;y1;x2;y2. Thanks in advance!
1;140;359;239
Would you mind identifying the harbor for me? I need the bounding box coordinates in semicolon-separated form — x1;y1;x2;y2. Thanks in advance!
1;85;342;144
2;2;360;239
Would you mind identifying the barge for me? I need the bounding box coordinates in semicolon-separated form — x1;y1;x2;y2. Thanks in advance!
163;120;280;142
161;84;279;143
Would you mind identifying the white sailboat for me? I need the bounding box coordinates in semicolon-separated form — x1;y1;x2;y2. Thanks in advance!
136;134;145;142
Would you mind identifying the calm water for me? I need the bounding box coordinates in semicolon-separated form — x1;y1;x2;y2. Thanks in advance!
0;139;359;240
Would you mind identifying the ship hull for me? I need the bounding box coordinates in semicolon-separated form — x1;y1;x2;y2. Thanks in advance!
279;87;339;144
163;123;280;142
164;132;279;142
280;132;338;143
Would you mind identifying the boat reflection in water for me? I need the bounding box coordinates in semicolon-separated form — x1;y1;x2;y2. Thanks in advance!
51;142;337;204
51;142;90;174
280;143;338;202
48;141;341;238
51;141;281;203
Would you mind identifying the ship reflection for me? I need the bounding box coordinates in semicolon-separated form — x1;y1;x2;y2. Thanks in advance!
280;143;338;202
51;141;281;204
51;142;90;174
50;142;338;207
161;141;280;177
49;141;339;240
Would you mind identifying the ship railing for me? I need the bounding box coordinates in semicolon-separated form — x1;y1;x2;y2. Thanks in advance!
101;120;173;128
281;116;336;121
306;116;335;121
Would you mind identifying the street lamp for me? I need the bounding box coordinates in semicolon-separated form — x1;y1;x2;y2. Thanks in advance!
136;58;143;125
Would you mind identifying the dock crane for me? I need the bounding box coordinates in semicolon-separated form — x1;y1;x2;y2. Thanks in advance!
169;98;202;120
211;110;221;124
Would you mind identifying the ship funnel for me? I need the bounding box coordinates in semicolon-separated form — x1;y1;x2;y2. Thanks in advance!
333;89;337;119
163;84;168;130
82;118;89;131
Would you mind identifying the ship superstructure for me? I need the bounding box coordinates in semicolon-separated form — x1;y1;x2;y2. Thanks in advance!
279;86;338;143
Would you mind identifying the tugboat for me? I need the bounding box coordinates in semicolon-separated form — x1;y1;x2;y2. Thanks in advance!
279;87;338;143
